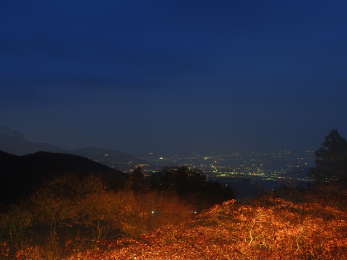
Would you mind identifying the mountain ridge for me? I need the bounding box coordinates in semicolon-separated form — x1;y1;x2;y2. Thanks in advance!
0;150;126;204
0;126;146;170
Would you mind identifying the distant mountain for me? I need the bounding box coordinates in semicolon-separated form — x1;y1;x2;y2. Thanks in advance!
0;126;63;155
0;150;126;204
0;127;147;170
72;147;148;171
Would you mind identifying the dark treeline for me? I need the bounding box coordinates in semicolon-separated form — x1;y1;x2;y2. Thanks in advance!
128;166;234;209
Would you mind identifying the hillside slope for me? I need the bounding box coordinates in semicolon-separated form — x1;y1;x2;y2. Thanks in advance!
0;127;147;170
0;151;125;204
60;186;347;260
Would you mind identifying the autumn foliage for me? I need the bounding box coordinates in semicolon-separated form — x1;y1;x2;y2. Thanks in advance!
60;185;346;260
0;175;193;259
4;182;346;259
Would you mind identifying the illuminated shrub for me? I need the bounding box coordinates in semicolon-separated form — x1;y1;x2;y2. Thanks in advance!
3;174;346;260
62;185;347;260
0;174;194;258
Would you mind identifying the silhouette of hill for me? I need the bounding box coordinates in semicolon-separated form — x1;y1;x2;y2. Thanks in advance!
0;126;63;155
72;147;148;171
0;150;125;204
0;126;147;170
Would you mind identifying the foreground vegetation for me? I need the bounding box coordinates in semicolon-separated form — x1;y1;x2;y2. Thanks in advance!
0;166;233;260
59;185;345;260
3;186;347;260
1;129;347;259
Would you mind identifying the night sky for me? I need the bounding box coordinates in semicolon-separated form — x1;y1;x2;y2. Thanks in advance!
1;0;347;153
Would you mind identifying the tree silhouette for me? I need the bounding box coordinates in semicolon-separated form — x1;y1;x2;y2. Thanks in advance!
151;166;205;192
150;166;234;209
310;129;347;184
128;166;146;191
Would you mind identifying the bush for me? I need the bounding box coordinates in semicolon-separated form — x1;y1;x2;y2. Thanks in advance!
62;184;347;260
0;174;194;259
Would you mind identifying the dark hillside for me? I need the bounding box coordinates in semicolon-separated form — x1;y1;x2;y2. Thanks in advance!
0;151;125;204
0;127;146;170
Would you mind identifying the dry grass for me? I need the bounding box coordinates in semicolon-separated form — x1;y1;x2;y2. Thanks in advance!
61;185;347;260
2;185;347;259
0;176;193;259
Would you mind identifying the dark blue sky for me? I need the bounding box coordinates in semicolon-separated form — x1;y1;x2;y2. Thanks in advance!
1;0;347;153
